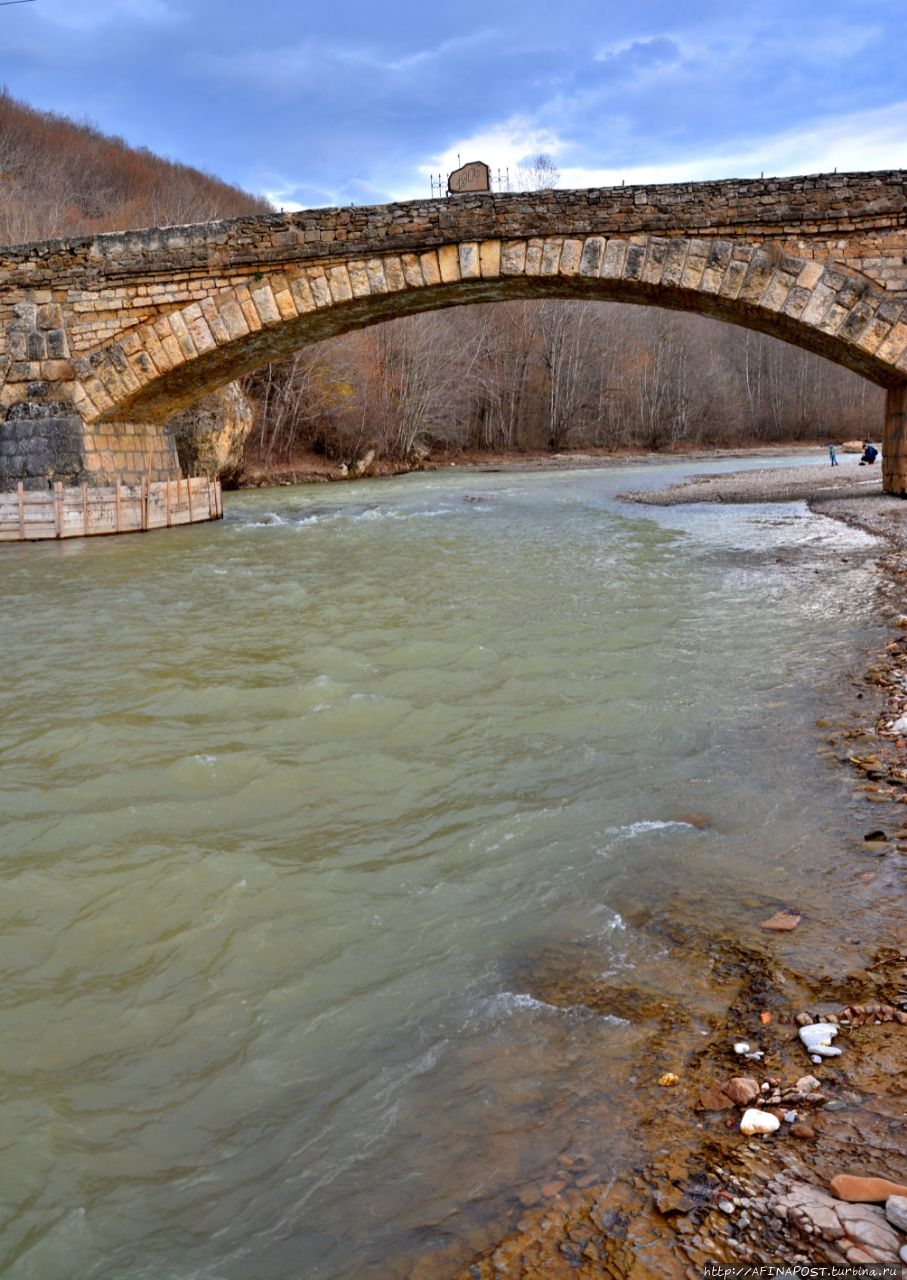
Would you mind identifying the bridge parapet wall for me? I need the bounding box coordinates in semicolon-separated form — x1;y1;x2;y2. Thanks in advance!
1;170;906;289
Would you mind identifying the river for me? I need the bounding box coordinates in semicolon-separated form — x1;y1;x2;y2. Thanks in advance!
0;456;892;1279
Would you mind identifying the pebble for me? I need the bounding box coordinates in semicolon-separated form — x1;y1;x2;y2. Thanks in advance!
740;1109;780;1136
783;1110;797;1124
733;1041;751;1055
760;909;802;931
900;1244;907;1265
790;1122;816;1139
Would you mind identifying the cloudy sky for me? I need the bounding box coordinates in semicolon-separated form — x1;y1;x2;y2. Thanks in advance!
4;0;907;210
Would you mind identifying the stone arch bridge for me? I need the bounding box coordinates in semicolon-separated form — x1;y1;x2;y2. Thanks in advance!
3;169;907;495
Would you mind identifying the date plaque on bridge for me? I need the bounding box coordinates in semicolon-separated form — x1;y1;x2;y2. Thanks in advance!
448;160;491;194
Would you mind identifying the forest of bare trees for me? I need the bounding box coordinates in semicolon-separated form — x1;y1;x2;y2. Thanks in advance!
0;95;885;475
244;301;882;467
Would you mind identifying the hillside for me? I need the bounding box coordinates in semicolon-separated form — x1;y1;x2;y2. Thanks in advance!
0;88;271;245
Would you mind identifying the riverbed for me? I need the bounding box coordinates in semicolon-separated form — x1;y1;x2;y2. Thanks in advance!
0;455;896;1279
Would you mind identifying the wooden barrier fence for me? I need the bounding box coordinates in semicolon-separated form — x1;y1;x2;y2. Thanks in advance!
0;477;222;542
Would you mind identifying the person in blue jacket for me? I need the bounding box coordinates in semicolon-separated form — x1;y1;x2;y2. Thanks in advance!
860;442;878;465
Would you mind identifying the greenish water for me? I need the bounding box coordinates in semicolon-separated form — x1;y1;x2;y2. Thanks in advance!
0;458;891;1279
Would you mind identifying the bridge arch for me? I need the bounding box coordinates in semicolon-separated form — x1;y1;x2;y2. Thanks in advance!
70;233;907;429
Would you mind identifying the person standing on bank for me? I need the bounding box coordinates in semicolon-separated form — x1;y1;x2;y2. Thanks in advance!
828;444;838;466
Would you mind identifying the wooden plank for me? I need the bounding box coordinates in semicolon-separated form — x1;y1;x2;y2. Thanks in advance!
81;484;89;537
53;483;63;538
115;480;122;533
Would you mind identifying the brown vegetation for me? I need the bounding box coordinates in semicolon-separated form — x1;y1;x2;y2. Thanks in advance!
242;301;883;472
0;87;270;244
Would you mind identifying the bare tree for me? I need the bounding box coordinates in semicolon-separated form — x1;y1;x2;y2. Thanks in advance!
517;152;560;191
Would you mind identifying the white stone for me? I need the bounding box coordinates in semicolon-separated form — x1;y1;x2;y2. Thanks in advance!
900;1243;907;1265
740;1108;780;1135
799;1023;839;1050
885;1195;907;1233
800;1024;842;1057
891;715;907;734
733;1041;750;1054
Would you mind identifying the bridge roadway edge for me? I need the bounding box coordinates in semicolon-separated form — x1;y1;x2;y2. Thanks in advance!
3;169;907;524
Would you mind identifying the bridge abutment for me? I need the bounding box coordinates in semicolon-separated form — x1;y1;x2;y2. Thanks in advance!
0;402;180;491
883;385;907;497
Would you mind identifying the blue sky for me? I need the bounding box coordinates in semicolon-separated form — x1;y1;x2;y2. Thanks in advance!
4;0;907;210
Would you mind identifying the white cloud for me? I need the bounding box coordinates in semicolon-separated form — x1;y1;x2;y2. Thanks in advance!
418;117;565;189
556;99;907;189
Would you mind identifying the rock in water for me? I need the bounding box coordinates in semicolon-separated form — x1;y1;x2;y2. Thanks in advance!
830;1174;907;1203
799;1023;842;1057
724;1077;761;1106
760;909;802;931
740;1109;780;1135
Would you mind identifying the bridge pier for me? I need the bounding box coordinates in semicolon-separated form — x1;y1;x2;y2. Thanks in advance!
883;385;907;497
0;402;180;491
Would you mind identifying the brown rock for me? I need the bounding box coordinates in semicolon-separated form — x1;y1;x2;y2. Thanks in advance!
830;1174;907;1203
541;1180;566;1198
790;1123;816;1139
723;1077;761;1106
697;1083;735;1111
760;909;802;931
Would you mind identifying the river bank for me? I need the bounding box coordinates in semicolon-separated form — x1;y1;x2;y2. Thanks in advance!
236;443;837;488
426;460;907;1279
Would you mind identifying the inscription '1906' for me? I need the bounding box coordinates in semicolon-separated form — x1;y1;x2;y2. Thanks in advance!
448;161;490;194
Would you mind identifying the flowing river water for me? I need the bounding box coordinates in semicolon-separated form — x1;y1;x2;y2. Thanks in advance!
0;456;896;1279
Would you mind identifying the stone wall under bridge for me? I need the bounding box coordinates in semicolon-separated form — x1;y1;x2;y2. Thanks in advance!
4;169;907;503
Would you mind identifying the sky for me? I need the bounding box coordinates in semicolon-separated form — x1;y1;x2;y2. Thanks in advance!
3;0;907;211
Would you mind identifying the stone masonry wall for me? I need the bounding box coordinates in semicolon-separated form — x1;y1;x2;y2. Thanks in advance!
0;401;179;488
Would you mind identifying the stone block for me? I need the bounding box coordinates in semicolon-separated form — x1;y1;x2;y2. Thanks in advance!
45;329;69;359
365;259;388;293
383;256;406;291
